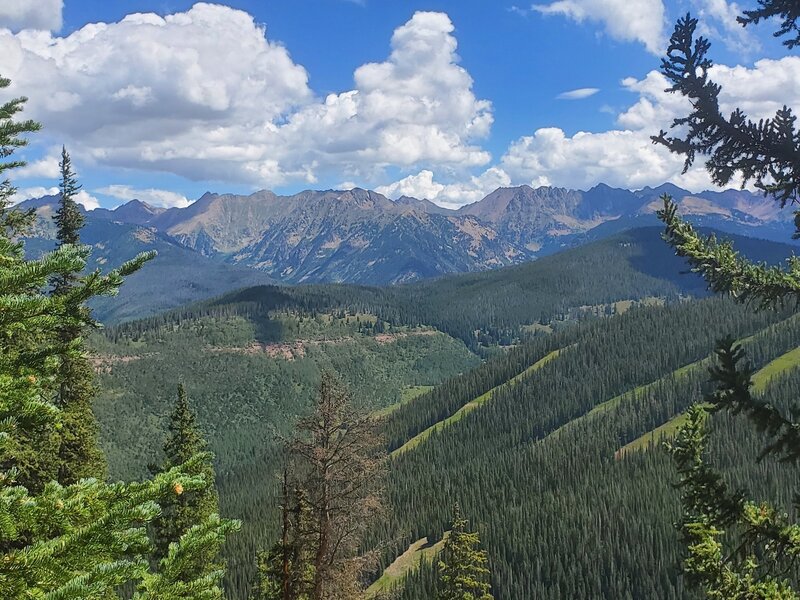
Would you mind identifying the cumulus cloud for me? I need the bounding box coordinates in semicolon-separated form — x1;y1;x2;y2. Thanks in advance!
10;186;58;205
499;127;708;190
0;0;62;32
376;170;444;200
15;153;61;179
0;3;311;183
268;11;492;177
532;0;666;54
557;87;599;100
74;190;100;210
96;185;191;208
618;57;800;130
0;5;491;188
377;167;511;207
375;55;800;206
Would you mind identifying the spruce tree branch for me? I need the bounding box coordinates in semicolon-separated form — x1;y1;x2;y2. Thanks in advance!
657;195;800;309
652;14;800;211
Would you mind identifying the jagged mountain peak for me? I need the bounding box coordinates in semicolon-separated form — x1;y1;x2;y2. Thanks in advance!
18;181;797;287
635;182;691;199
105;199;165;225
16;194;61;211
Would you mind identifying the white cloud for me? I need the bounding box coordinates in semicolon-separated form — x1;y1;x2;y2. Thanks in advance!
336;181;360;190
0;0;62;32
74;190;100;210
0;3;312;183
557;87;599;100
692;0;760;54
494;55;800;194
269;11;492;177
0;6;491;188
500;127;700;190
508;6;531;17
376;170;444;200
618;57;800;130
15;152;60;179
377;167;511;207
96;185;191;208
10;185;99;210
532;0;666;54
375;55;800;205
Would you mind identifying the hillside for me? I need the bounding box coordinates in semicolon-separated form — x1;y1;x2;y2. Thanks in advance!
89;307;480;593
204;226;798;348
377;298;800;599
91;285;800;598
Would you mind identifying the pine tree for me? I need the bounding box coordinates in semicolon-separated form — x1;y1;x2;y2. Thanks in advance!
437;504;493;600
0;74;239;598
654;6;800;598
53;145;85;275
51;145;106;485
0;75;56;493
738;1;800;49
152;384;220;566
653;10;800;211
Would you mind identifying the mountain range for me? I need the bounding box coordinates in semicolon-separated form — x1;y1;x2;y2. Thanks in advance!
18;182;797;320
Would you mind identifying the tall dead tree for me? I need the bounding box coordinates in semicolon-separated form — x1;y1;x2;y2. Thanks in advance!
292;373;386;600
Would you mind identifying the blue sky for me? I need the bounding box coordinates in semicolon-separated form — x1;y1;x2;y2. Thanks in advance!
0;0;796;208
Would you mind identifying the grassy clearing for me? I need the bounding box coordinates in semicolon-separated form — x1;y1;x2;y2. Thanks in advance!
588;359;704;419
543;356;709;444
374;386;434;418
751;346;800;393
392;348;565;457
615;407;706;458
365;533;449;597
545;330;773;447
617;344;800;457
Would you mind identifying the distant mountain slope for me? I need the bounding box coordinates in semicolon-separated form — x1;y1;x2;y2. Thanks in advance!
17;182;797;289
456;183;642;251
93;199;166;225
111;183;800;276
227;191;525;284
18;197;272;323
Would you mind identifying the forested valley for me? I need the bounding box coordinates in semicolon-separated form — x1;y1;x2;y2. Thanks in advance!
91;284;800;598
